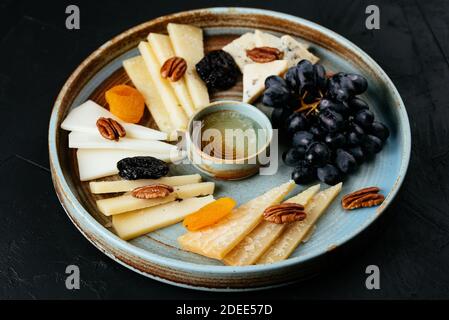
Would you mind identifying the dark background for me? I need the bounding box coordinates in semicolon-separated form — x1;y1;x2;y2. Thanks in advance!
0;0;448;299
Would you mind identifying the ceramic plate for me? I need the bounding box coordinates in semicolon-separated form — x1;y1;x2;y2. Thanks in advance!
48;7;411;291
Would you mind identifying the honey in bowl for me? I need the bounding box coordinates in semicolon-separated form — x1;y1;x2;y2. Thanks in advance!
198;110;266;160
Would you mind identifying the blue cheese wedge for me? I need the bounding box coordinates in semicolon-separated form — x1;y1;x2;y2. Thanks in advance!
254;29;283;50
281;35;319;66
222;32;256;72
243;60;288;103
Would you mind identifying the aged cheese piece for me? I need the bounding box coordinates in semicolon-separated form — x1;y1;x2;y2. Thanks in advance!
167;23;210;109
222;32;256;72
148;33;196;117
77;148;185;181
89;174;202;194
61;100;167;141
138;41;188;130
243;60;288;103
280;35;319;66
122;56;176;136
223;184;320;266
257;183;342;264
96;182;215;216
69;131;177;153
178;180;295;260
113;195;215;240
254;30;283;50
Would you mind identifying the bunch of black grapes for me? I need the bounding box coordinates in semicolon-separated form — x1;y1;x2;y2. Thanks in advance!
263;59;390;185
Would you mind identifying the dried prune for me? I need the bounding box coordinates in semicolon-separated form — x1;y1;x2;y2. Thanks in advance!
117;156;169;180
195;50;240;90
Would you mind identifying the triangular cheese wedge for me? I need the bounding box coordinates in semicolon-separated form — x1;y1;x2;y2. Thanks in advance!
138;41;188;130
243;60;288;103
61;100;167;141
257;183;342;264
148;33;196;117
123;56;176;137
223;184;320;266
254;30;283;50
178;180;295;260
222;32;256;72
281;35;319;67
167;23;210;109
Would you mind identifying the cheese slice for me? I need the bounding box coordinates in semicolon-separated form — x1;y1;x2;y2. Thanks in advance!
178;180;295;260
61;100;167;141
223;184;320;266
243;60;288;103
96;182;215;215
89;174;202;194
148;33;196;117
254;30;283;50
123;56;176;136
167;23;210;109
257;183;342;264
138;41;188;130
69;131;177;153
280;35;319;66
222;32;256;72
113;195;215;240
76;148;185;181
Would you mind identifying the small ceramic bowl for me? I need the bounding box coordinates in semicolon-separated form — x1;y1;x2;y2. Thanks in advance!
186;100;273;180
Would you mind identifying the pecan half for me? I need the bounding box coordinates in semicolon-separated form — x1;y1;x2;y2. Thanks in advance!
131;184;174;199
263;203;306;224
160;56;187;82
246;47;284;63
342;187;385;210
96;117;126;141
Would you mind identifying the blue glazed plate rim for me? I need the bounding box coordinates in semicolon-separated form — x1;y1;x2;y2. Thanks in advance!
49;7;411;278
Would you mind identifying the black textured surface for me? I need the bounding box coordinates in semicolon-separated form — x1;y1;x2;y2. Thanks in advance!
1;0;448;299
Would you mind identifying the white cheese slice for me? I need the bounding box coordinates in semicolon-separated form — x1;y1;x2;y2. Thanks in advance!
243;60;288;103
281;35;319;66
254;29;283;50
222;184;320;266
178;180;295;260
113;195;215;240
89;174;202;194
76;148;185;181
167;23;210;109
61;100;167;141
148;33;196;117
122;56;176;137
96;182;215;216
138;41;188;130
69;131;177;153
257;183;342;264
222;32;256;72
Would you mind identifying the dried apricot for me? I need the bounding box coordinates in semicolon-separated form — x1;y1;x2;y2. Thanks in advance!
183;197;237;231
105;85;145;123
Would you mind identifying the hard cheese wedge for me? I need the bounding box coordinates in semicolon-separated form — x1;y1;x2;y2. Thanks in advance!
77;148;185;181
89;174;202;194
138;41;188;130
223;184;320;266
69;131;177;153
167;23;210;109
61;100;167;140
122;56;176;137
280;35;319;66
178;180;295;260
222;32;256;72
257;182;342;264
113;195;215;240
243;60;288;103
148;33;195;117
96;182;215;216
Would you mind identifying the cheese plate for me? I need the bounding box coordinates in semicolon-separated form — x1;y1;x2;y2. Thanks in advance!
49;8;410;291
